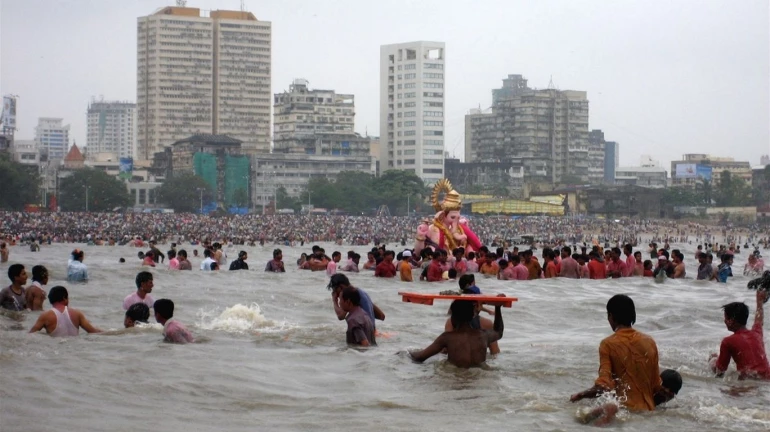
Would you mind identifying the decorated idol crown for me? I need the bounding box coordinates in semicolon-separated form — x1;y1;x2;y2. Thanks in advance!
431;179;462;212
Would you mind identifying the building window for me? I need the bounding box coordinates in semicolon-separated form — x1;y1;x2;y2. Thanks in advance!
404;159;416;164
404;140;416;146
423;168;443;174
423;92;443;98
424;130;443;136
404;121;416;126
423;121;443;126
404;130;416;136
423;158;443;165
404;111;416;117
404;102;416;107
404;73;416;79
424;63;443;70
423;111;443;117
404;64;416;70
404;83;416;89
423;73;443;79
424;102;443;107
404;92;416;98
404;150;415;155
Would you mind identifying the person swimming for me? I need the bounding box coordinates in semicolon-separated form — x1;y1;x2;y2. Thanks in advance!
124;303;150;328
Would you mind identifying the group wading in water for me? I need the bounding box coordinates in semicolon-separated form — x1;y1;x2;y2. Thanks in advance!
2;180;770;425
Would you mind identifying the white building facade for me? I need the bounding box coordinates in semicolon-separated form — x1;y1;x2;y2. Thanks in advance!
34;118;70;160
86;100;137;159
137;6;271;160
380;41;445;184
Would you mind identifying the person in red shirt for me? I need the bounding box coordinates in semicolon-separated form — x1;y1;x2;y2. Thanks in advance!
427;250;445;282
374;250;397;278
710;289;770;380
606;248;627;279
587;252;607;279
543;249;557;278
642;260;654;277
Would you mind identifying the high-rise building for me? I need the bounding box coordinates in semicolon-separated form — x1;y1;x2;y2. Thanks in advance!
273;79;369;156
604;141;619;183
34;118;70;160
587;130;605;184
86;100;137;160
380;41;446;184
465;75;590;184
137;6;271;160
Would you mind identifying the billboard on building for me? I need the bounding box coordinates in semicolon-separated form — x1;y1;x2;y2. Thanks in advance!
1;96;17;130
119;157;133;180
675;163;697;179
696;165;712;181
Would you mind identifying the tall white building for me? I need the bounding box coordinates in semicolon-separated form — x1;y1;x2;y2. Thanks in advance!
34;118;70;160
137;6;271;160
86;100;137;159
380;41;445;184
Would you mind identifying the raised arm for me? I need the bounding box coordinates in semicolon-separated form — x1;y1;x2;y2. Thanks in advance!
331;291;346;320
484;304;504;344
372;303;385;321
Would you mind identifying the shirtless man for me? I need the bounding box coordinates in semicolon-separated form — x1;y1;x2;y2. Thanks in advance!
29;286;102;336
410;298;504;368
25;265;48;311
671;251;686;278
0;242;8;263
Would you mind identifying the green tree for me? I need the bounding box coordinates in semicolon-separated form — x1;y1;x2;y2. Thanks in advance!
373;170;426;215
490;183;510;198
662;186;702;207
714;171;751;207
275;186;301;211
232;187;248;207
155;172;214;213
59;168;131;212
0;153;40;210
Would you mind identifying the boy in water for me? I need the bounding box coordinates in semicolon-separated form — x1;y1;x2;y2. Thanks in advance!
340;287;376;347
410;297;504;368
154;298;194;344
570;295;681;425
25;265;48;311
710;289;770;379
124;303;150;328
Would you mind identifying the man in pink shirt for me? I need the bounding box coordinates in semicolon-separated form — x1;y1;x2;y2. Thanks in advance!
606;247;627;279
168;250;180;270
558;246;580;278
327;251;341;276
623;245;636;277
123;271;155;310
154;298;194;344
510;255;529;280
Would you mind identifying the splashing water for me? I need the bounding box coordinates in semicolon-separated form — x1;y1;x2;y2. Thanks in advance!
198;303;275;333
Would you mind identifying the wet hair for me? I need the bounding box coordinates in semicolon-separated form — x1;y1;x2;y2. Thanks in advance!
467;252;476;260
48;286;68;304
496;247;504;257
168;250;177;259
658;249;670;259
643;259;652;269
611;247;622;256
8;264;24;282
448;268;458;279
327;273;350;291
721;254;732;263
154;298;175;320
204;249;212;258
125;303;150;323
347;250;356;259
238;250;247;259
210;262;219;270
606;294;636;326
119;258;126;263
499;259;509;269
136;271;153;289
312;245;320;253
138;251;145;259
450;300;475;327
432;250;442;259
384;250;395;258
458;274;475;290
562;246;572;255
661;369;683;394
31;265;47;282
341;286;361;306
178;249;187;258
511;255;521;264
332;251;341;259
71;249;84;260
721;302;749;326
273;248;282;258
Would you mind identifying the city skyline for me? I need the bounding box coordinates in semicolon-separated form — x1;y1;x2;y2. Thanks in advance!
1;0;768;170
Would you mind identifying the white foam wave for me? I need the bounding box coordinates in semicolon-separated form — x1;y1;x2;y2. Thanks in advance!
199;303;275;333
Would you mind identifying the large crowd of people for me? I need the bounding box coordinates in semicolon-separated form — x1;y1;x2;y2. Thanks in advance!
2;210;770;427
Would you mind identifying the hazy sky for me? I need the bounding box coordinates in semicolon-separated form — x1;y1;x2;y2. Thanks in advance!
2;0;768;170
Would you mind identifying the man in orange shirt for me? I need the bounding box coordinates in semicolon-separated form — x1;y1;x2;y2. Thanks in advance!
399;251;414;282
522;250;542;280
587;251;607;279
570;294;681;425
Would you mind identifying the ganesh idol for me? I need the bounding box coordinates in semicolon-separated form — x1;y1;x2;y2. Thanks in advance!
414;179;482;257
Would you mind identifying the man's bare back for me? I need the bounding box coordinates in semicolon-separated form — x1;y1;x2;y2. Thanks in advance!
410;300;504;368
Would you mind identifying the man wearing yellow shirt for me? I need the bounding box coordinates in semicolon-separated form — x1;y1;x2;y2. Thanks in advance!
399;250;414;282
570;294;681;425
